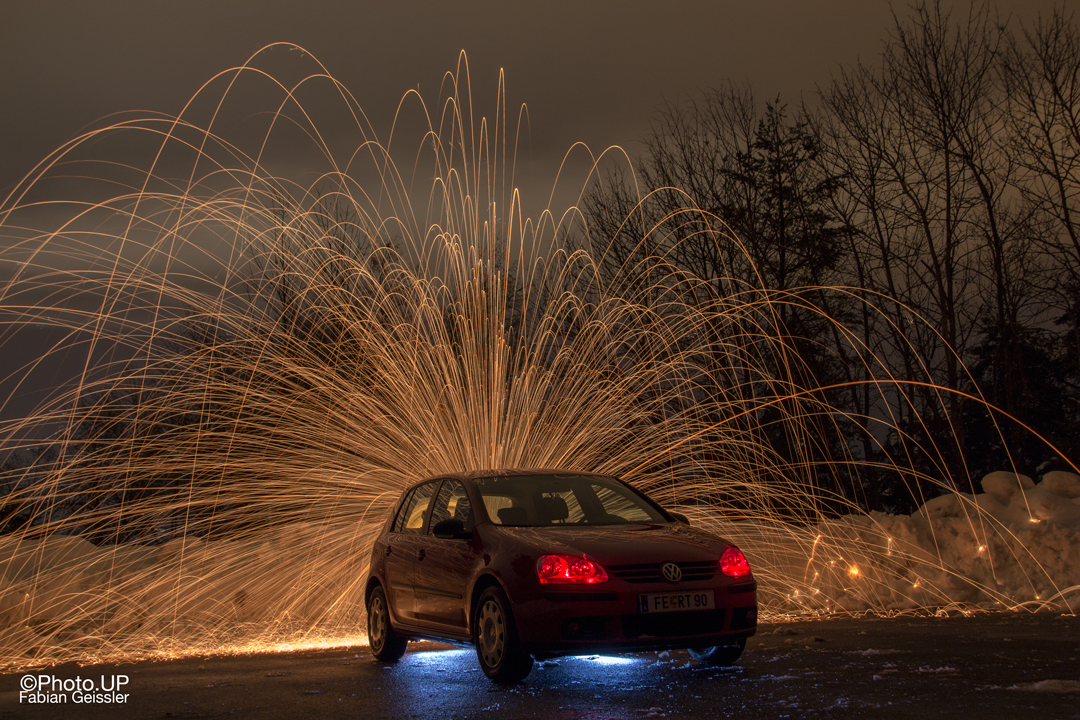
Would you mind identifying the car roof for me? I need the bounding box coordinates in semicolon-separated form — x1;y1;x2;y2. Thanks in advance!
407;468;616;488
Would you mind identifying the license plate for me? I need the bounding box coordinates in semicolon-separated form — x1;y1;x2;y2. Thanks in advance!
638;589;715;613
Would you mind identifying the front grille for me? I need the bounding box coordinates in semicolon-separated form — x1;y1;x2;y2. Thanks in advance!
622;608;726;638
608;560;718;584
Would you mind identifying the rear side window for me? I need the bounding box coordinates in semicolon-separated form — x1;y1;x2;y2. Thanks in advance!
391;489;416;533
392;482;438;534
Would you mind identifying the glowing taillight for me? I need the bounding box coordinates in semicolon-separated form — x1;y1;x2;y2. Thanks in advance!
536;553;609;584
720;546;751;578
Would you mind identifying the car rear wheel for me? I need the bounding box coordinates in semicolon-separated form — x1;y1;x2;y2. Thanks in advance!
688;638;746;666
473;586;533;683
367;586;408;661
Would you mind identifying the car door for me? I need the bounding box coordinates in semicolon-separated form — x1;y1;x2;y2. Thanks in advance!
413;479;478;633
384;480;438;624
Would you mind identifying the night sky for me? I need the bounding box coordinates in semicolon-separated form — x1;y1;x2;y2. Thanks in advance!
0;0;1068;432
4;0;1065;207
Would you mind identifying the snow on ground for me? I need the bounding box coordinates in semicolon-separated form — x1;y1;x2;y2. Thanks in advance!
0;471;1077;668
1008;680;1080;693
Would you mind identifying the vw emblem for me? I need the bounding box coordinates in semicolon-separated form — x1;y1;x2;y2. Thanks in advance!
661;562;682;583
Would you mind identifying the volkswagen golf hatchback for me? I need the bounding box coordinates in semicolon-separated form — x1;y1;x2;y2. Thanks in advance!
365;469;757;683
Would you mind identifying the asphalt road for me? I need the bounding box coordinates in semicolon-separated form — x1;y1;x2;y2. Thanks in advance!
1;614;1078;720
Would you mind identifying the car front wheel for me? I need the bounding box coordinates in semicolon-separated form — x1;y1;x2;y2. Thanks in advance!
473;586;533;683
367;586;408;661
688;638;746;666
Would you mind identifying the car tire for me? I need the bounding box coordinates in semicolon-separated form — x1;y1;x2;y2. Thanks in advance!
473;586;533;683
367;586;408;662
688;638;746;666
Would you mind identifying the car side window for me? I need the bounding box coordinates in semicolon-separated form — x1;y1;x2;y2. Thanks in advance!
391;488;416;533
428;480;473;533
394;482;438;535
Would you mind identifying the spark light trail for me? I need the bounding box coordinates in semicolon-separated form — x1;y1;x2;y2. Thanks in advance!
0;47;1076;670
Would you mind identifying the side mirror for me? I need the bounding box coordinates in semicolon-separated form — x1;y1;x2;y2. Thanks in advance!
432;518;471;539
669;512;690;526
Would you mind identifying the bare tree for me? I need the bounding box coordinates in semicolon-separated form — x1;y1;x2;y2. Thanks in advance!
818;0;1055;485
584;1;1080;504
1000;7;1080;356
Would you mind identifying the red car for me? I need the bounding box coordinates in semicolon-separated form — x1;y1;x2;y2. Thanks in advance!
364;470;757;683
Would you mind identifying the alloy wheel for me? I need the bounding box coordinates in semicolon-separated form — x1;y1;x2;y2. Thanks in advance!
477;599;506;667
368;594;387;650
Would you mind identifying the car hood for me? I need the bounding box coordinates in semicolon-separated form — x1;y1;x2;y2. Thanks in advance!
488;522;731;565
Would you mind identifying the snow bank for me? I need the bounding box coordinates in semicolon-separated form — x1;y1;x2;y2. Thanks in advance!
0;520;375;668
706;471;1080;614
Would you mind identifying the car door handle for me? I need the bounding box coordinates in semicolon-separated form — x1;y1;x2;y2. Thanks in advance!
417;548;426;561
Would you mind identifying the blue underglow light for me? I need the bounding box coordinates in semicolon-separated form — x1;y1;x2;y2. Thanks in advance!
579;654;637;665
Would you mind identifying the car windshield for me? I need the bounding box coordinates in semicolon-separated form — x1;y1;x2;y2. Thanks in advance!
473;473;669;526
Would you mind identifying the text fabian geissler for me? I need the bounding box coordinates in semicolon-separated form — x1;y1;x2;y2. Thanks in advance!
19;673;130;704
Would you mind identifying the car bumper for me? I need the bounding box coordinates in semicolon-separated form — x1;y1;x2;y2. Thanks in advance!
510;582;757;656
